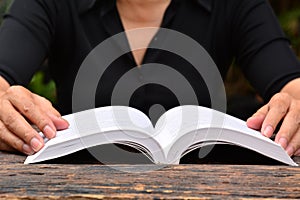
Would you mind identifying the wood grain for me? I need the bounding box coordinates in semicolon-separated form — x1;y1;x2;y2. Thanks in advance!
0;152;300;199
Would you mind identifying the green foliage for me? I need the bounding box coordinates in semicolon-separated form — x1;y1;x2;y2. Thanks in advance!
278;8;300;55
0;0;11;24
27;71;57;103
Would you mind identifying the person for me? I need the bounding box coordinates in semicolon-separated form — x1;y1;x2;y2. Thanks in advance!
0;0;300;158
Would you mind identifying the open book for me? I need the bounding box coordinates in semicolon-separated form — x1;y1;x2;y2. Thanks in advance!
24;105;297;166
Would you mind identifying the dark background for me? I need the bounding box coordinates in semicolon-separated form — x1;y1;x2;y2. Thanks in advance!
0;0;299;119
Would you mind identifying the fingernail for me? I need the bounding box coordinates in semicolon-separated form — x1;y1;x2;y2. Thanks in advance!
278;137;288;149
294;149;300;156
30;137;43;152
22;144;34;155
263;125;273;137
286;146;295;156
43;125;56;138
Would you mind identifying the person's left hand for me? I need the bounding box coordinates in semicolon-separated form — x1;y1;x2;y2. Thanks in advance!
247;92;300;156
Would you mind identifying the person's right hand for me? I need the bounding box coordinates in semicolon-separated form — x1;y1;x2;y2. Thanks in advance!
0;77;69;155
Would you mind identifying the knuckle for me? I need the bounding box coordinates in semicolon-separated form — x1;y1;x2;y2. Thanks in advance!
23;131;34;142
0;99;11;114
6;86;23;96
6;86;32;101
269;95;288;115
270;93;289;105
289;101;300;125
292;100;300;111
3;112;17;127
36;95;52;107
286;110;300;123
0;121;5;132
0;124;7;142
22;101;35;114
37;118;49;128
38;95;49;102
3;114;25;136
0;128;6;142
279;130;293;141
274;105;287;116
292;114;300;126
12;139;22;150
297;119;300;127
0;98;9;106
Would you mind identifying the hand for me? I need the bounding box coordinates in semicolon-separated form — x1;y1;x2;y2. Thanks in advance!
247;93;300;156
0;82;69;155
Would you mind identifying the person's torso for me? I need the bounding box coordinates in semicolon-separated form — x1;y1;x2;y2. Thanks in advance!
48;0;234;116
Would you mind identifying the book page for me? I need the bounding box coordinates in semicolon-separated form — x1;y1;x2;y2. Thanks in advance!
153;106;223;155
35;106;156;146
25;106;167;164
157;106;297;166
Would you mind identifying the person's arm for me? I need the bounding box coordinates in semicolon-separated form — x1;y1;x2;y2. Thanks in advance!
247;78;300;156
230;0;300;156
0;0;69;155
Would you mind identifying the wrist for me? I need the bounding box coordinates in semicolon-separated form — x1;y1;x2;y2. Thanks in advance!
281;78;300;99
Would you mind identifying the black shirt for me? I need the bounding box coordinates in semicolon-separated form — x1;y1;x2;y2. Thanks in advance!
0;0;300;116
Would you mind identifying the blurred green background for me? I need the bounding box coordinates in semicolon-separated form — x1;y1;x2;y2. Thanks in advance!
0;0;300;107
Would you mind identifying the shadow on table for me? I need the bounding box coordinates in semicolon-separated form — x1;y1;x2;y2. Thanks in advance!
38;144;284;165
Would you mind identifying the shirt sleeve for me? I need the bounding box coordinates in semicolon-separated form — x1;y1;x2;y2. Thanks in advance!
231;0;300;101
0;0;57;86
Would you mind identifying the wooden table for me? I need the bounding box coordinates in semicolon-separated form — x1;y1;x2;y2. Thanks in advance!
0;151;300;199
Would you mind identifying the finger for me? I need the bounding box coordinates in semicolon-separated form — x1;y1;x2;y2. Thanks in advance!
274;104;300;149
0;99;44;152
34;94;61;117
246;105;268;130
261;94;291;138
6;88;57;139
294;148;300;156
34;95;69;130
0;140;16;152
285;128;300;156
0;121;34;155
48;113;69;130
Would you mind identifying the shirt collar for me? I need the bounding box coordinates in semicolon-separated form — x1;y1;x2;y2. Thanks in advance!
78;0;212;15
195;0;212;13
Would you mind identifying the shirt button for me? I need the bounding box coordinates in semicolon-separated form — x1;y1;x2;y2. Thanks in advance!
153;37;158;42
